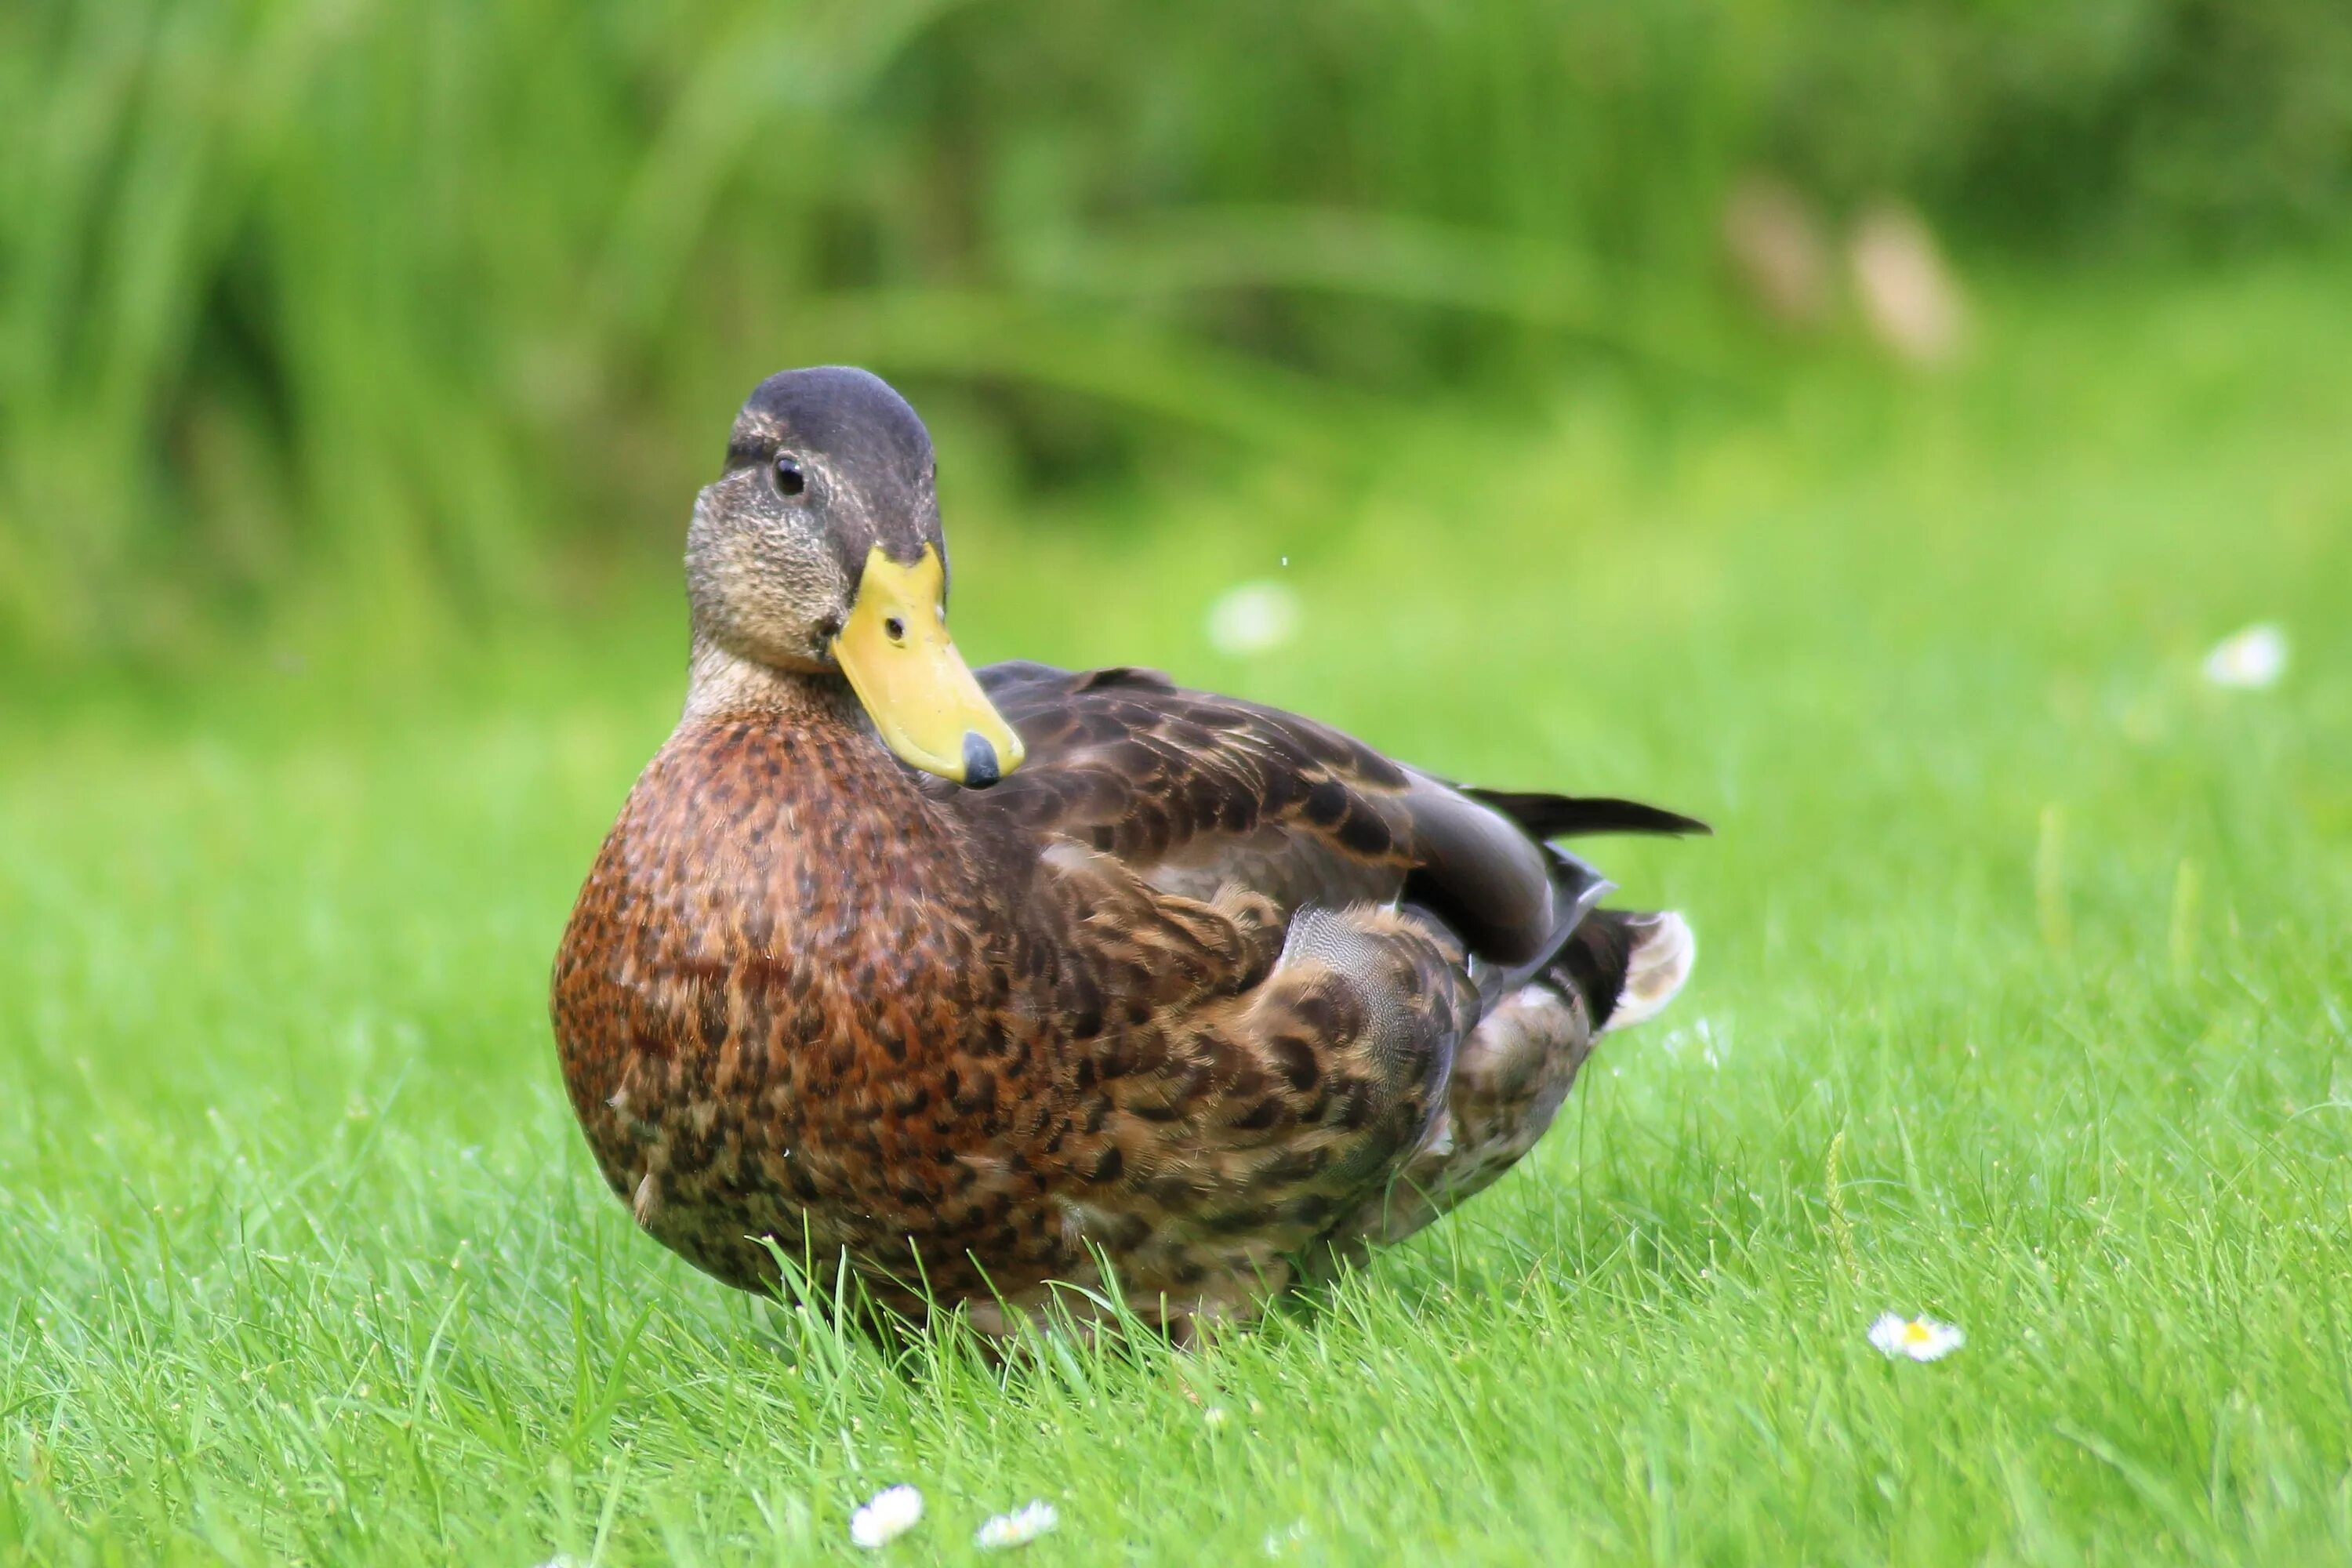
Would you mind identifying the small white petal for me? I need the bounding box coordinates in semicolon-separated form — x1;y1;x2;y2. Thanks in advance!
1263;1519;1310;1557
1203;1405;1230;1429
1869;1312;1965;1362
1206;581;1300;657
2203;623;2288;689
974;1500;1058;1550
850;1484;924;1548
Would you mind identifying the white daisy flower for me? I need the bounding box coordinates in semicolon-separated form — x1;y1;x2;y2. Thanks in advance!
1205;581;1299;657
974;1500;1058;1550
1868;1312;1965;1362
850;1484;924;1548
2202;623;2288;689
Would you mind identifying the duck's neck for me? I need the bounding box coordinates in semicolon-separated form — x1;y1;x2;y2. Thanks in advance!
683;636;859;728
675;634;933;826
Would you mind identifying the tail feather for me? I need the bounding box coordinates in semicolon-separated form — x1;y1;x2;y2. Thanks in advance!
1465;789;1711;841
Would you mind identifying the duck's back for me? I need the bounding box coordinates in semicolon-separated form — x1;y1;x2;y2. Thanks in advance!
952;662;1701;1297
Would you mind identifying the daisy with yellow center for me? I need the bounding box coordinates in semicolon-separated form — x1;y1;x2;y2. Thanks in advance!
1869;1312;1965;1362
975;1500;1058;1550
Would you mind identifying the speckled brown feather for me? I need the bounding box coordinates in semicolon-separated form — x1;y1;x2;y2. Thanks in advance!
554;653;1697;1335
967;662;1583;964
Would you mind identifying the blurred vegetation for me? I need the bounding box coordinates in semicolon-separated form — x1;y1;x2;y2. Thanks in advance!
4;0;2348;662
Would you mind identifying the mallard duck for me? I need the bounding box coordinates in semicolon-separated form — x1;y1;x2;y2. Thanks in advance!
553;367;1704;1337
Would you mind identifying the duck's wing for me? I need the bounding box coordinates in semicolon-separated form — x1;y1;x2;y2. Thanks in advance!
968;661;1700;967
935;662;1704;1317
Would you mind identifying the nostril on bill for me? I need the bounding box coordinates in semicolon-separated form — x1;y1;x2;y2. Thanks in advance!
961;731;1002;788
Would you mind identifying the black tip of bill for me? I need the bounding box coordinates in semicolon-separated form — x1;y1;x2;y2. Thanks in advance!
960;731;1002;788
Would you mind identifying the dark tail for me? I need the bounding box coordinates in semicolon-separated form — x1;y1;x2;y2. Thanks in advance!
1461;786;1703;1028
1464;789;1711;841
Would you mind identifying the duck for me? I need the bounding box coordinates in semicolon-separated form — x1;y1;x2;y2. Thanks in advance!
552;366;1705;1338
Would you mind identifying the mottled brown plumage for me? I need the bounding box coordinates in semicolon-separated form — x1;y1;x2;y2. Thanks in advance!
552;367;1704;1336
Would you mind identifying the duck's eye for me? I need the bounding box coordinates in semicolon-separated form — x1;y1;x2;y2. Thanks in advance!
883;615;908;644
771;454;807;497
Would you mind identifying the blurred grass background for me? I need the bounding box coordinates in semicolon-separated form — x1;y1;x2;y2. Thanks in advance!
5;0;2350;666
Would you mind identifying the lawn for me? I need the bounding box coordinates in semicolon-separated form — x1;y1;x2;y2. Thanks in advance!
4;259;2350;1565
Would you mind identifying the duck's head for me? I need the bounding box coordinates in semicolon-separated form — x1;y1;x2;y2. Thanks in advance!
686;366;1024;788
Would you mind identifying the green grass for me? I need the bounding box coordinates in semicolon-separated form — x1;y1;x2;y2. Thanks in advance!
5;260;2352;1564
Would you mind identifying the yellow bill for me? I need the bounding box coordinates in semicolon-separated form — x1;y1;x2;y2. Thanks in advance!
832;544;1025;787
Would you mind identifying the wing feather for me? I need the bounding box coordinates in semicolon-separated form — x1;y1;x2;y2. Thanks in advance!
966;662;1690;967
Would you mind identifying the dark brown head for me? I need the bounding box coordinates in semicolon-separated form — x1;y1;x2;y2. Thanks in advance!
686;367;1022;786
